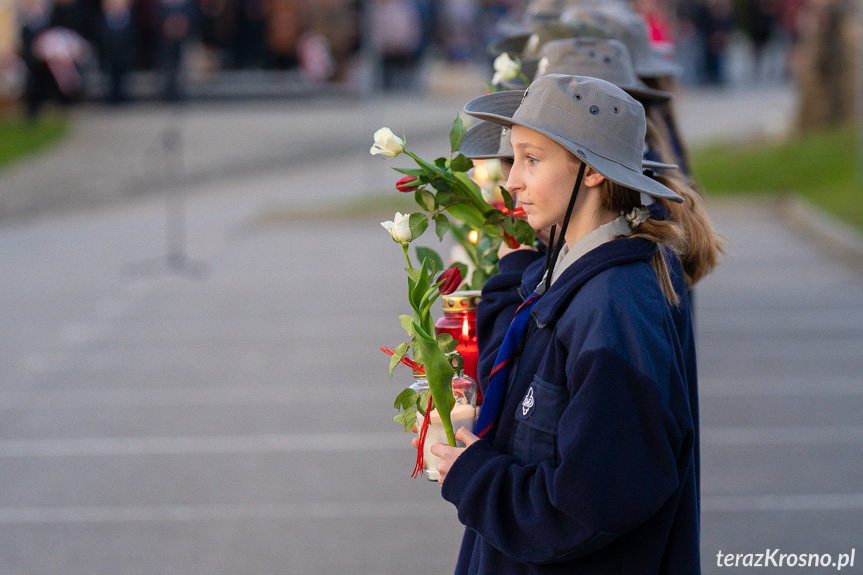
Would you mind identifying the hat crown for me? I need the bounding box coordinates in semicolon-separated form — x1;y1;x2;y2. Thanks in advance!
514;74;645;171
536;38;640;90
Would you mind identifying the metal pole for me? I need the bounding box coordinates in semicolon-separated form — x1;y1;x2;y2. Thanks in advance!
162;125;186;271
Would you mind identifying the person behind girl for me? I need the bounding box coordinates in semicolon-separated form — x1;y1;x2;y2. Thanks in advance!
420;74;700;574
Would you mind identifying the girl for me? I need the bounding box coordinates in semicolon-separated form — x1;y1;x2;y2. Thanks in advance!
425;75;701;574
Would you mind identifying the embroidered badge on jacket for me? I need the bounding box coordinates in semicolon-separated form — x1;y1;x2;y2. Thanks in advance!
522;386;535;418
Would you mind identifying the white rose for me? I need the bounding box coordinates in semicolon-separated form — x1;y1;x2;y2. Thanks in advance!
381;212;412;244
370;127;405;157
491;53;521;86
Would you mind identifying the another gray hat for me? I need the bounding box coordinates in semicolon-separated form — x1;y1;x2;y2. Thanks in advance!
561;5;682;79
459;120;514;160
463;75;683;203
502;37;671;104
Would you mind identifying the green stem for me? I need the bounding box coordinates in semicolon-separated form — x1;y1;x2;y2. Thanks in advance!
402;242;413;269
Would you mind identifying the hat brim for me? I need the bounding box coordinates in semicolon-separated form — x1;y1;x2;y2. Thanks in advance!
634;52;683;79
459;120;513;160
463;91;683;203
642;159;677;171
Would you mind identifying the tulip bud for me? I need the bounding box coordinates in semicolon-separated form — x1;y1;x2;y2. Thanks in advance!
370;127;405;157
437;266;462;295
396;175;420;193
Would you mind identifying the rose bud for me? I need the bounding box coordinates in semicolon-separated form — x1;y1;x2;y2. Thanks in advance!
437;266;462;295
396;175;420;193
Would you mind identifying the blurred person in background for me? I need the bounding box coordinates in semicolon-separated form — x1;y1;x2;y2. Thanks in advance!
440;0;480;62
697;0;734;86
264;0;303;69
306;0;357;82
157;0;195;100
19;0;52;118
97;0;136;103
369;0;422;90
745;0;778;83
231;0;265;68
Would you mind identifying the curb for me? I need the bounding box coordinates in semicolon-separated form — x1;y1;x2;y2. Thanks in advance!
777;194;863;274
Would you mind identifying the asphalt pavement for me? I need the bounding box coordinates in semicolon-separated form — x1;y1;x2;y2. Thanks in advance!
1;79;862;574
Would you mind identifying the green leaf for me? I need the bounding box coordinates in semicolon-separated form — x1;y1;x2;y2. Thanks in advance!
470;267;490;290
435;189;456;206
393;167;427;179
433;213;450;241
453;171;493;210
388;342;410;378
437;333;458;354
418;189;436;211
434;157;448;169
450;115;467;153
446;202;487;229
413;328;457;446
500;187;514;211
408;213;429;241
399;315;415;336
393;408;417;433
393;387;417;410
409;258;433;312
428;177;452;192
450;153;473;173
416;247;444;275
511;218;536;245
483;209;505;226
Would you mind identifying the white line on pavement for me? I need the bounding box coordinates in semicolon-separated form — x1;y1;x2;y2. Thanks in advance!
0;493;859;524
703;493;863;513
0;432;404;458
0;384;378;410
0;500;453;524
702;426;863;445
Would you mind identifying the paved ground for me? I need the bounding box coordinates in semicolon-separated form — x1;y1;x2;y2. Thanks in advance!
1;81;862;574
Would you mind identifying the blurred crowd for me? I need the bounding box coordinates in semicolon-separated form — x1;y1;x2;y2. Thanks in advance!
0;0;849;118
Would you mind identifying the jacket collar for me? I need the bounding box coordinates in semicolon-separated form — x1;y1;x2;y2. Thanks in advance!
521;237;657;326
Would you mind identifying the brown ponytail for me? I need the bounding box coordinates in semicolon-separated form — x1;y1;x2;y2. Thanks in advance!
653;175;727;287
599;179;687;306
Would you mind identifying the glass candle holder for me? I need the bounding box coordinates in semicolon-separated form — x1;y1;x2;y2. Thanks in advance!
435;290;481;403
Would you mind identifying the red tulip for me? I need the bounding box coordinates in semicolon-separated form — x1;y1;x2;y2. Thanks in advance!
396;175;421;193
437;266;462;295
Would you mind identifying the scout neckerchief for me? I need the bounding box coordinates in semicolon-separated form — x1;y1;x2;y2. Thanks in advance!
474;163;586;442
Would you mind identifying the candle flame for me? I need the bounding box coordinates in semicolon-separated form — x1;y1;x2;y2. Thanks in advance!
462;316;470;339
474;163;489;182
468;229;479;244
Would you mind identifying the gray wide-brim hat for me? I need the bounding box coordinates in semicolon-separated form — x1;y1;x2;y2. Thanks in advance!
561;5;682;79
459;120;514;160
463;76;683;203
502;37;672;104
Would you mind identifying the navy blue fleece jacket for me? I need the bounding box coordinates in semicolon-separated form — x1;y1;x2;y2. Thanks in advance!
442;237;700;574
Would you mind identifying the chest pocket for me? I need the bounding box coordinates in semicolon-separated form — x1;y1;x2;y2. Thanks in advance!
512;375;569;465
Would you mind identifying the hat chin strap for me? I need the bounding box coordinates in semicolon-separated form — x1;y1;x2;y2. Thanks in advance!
544;161;587;293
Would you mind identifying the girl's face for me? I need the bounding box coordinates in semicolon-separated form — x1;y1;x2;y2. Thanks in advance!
506;125;583;232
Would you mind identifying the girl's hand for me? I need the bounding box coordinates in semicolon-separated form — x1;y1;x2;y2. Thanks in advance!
429;427;479;485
